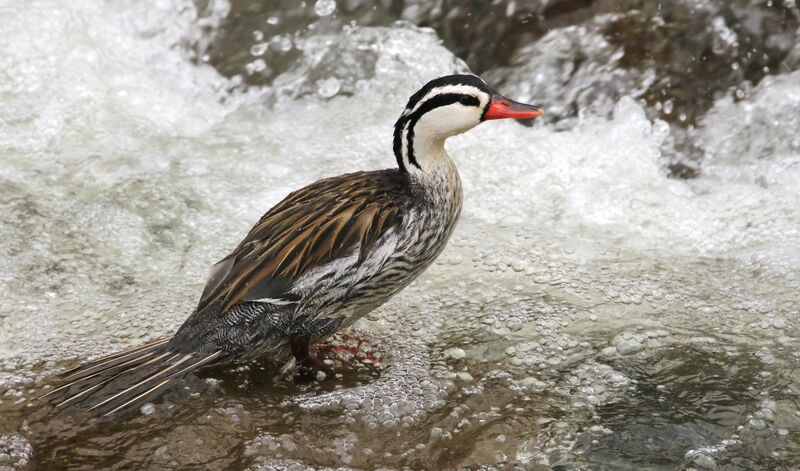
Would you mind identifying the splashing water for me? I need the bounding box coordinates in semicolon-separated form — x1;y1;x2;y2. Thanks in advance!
314;0;337;18
1;1;800;469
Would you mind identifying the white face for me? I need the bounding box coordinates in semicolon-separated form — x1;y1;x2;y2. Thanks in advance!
413;96;489;139
404;85;491;140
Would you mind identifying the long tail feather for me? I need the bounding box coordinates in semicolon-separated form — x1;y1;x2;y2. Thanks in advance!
42;339;221;416
59;338;171;382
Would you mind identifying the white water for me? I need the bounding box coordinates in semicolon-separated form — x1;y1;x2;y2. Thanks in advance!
1;1;799;469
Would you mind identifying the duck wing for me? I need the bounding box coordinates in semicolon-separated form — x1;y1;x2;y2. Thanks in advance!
195;169;410;317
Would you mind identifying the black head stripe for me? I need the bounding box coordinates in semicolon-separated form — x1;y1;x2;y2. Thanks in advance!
408;93;477;122
393;120;406;171
402;74;490;112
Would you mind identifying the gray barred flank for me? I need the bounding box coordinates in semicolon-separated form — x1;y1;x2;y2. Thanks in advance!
288;177;462;331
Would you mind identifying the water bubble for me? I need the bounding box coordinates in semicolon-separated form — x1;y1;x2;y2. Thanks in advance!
444;347;466;360
314;0;336;17
316;77;341;98
276;35;293;52
519;377;547;392
755;347;775;365
613;332;646;355
692;453;717;469
455;372;474;382
711;17;738;56
0;435;33;470
689;337;716;347
245;59;267;75
250;42;268;56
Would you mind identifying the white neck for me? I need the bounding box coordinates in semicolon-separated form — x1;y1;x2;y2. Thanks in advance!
395;118;463;183
408;135;450;176
394;115;464;226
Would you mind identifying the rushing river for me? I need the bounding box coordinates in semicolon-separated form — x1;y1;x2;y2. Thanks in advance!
1;1;800;469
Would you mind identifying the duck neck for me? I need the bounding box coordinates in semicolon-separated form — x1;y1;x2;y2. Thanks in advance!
395;122;460;182
395;132;463;227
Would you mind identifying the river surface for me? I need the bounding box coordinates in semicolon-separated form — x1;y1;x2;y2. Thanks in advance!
1;1;800;469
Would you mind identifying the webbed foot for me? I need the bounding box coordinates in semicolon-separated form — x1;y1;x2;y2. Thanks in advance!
290;335;335;382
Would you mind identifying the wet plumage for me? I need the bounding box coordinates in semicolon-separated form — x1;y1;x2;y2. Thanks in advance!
43;74;542;416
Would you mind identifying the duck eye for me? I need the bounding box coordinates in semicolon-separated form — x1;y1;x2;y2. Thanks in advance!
459;96;475;106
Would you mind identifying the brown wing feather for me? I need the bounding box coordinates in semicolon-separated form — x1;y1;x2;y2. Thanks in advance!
195;170;410;316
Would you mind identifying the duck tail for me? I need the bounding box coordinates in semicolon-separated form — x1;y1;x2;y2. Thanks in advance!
41;338;221;416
